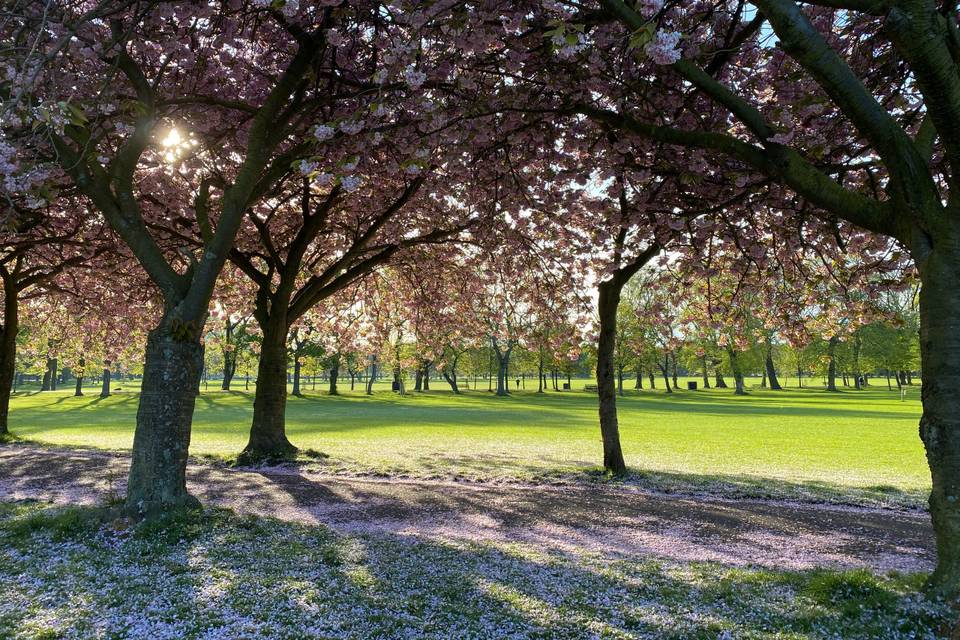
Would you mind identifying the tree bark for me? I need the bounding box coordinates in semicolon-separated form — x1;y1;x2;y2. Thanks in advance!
714;366;728;388
727;347;746;395
0;276;17;436
366;359;377;395
414;366;423;392
635;367;643;389
328;357;339;396
826;336;839;392
100;361;111;399
616;363;624;396
670;351;678;389
221;319;237;391
917;250;960;598
701;356;710;389
648;371;656;388
492;340;512;396
423;361;430;390
442;355;461;394
765;345;782;390
537;352;545;393
41;356;57;391
659;359;672;393
74;356;85;397
244;311;296;460
443;370;460;394
596;279;626;475
291;357;303;397
125;327;204;514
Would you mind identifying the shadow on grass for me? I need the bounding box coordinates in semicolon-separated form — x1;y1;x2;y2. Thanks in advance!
0;502;951;639
288;450;928;510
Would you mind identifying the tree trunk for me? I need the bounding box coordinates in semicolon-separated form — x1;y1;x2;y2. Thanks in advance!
765;345;782;390
648;371;656;388
41;360;52;391
596;280;626;475
414;366;423;392
329;358;339;396
660;363;672;393
714;367;728;389
797;364;803;388
221;319;236;391
917;248;960;598
244;311;296;460
125;327;204;514
423;362;430;390
100;360;112;398
366;360;377;395
635;367;643;389
443;370;460;394
222;352;236;391
537;353;544;393
670;351;678;389
826;336;839;392
0;278;17;436
443;355;461;394
727;347;746;395
74;356;85;397
493;342;511;396
291;357;302;397
701;356;710;389
616;364;624;397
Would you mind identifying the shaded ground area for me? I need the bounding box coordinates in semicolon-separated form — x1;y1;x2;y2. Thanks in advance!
0;443;934;573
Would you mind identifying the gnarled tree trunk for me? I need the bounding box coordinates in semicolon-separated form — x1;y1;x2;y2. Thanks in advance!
126;327;204;514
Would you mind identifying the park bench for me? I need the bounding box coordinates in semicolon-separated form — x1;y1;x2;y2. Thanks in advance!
584;384;598;393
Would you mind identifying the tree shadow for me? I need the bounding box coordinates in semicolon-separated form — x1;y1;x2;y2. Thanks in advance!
0;501;949;639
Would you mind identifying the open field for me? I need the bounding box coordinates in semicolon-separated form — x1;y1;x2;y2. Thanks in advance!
6;379;928;508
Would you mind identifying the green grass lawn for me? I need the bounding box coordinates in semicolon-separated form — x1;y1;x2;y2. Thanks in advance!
6;376;929;507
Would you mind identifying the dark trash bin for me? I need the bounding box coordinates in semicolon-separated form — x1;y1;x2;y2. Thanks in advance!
391;381;400;391
562;382;571;390
687;381;697;390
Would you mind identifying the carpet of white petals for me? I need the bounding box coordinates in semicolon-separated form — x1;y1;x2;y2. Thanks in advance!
0;445;954;639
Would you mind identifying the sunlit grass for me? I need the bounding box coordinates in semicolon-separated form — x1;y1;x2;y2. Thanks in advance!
7;375;928;506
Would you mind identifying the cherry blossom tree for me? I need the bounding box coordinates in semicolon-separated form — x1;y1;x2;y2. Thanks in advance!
531;0;960;594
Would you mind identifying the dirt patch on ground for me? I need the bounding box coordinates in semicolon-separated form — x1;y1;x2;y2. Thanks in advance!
0;443;934;573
